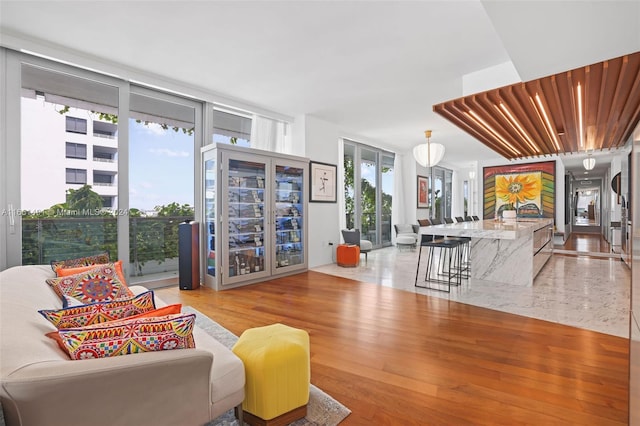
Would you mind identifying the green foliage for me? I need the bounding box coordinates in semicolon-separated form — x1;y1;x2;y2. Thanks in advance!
155;202;195;217
343;155;393;235
21;196;194;273
434;189;442;219
66;185;104;213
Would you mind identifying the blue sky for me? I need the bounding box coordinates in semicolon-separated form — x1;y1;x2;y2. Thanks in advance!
129;120;194;211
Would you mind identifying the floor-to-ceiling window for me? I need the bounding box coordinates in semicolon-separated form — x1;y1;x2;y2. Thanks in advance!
5;51;204;278
19;62;121;265
128;87;198;281
343;140;394;248
429;166;453;221
2;48;287;272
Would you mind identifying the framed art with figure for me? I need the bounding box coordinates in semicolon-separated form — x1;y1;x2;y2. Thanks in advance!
417;175;430;209
310;161;337;203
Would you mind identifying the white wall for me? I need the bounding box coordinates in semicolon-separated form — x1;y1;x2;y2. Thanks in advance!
299;115;342;268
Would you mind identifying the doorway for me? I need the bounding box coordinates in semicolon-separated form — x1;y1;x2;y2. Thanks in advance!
574;187;600;227
572;178;602;235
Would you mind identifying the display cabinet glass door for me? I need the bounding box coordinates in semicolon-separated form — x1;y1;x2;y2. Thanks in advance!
224;155;268;284
204;156;217;279
274;164;305;271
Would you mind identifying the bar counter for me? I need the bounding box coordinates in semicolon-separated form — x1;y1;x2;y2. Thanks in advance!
419;218;554;286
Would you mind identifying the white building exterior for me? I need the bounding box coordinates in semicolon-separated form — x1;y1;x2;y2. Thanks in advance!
21;97;118;211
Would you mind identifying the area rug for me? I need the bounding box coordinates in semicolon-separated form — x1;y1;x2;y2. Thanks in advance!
182;306;351;426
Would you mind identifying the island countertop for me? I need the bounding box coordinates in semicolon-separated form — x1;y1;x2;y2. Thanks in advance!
419;218;554;240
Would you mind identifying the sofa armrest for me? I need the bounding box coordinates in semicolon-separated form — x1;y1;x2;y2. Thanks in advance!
1;349;214;426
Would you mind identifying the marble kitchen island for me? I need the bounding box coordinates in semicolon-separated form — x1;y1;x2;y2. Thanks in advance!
419;218;554;286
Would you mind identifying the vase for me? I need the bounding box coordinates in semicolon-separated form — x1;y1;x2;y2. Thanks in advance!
503;210;517;220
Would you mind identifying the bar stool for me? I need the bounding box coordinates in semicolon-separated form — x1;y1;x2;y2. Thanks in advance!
443;218;470;278
472;215;480;221
426;217;468;277
415;233;464;292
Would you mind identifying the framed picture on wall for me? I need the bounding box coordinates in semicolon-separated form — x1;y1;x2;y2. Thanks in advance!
417;175;430;209
310;161;337;203
482;160;555;219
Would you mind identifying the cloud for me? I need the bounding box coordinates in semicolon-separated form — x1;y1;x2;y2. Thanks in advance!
148;148;189;157
143;122;166;136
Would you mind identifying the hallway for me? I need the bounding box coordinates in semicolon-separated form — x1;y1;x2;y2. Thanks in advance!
554;231;613;255
313;233;630;338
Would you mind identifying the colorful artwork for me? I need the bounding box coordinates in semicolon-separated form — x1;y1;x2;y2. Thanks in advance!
483;161;555;219
417;175;429;208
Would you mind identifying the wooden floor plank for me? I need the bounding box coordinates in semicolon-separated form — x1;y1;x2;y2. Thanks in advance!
155;270;629;425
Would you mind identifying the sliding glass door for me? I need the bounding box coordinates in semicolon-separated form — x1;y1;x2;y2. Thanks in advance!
17;60;122;266
4;51;203;279
343;140;394;248
128;87;199;282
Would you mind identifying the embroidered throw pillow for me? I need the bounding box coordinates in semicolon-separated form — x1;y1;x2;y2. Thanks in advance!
39;291;156;329
123;303;182;321
46;263;133;305
50;252;110;271
57;313;196;360
54;259;126;285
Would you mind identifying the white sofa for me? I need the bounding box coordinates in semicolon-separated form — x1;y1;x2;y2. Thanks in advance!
0;265;245;426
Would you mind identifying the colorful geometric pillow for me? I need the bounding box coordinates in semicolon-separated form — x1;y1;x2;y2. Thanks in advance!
62;295;84;309
39;291;156;329
123;304;182;321
57;313;196;360
50;252;110;271
45;263;133;305
55;260;126;285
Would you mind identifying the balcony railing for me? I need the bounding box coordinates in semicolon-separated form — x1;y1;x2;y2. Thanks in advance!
22;215;192;277
92;132;116;139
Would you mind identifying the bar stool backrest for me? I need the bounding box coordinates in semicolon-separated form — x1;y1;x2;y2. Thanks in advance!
444;217;454;224
455;216;464;222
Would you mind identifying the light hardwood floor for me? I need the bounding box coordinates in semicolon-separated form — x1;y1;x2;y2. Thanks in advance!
155;269;629;425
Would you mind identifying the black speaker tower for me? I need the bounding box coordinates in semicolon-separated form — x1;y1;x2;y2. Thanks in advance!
178;221;200;290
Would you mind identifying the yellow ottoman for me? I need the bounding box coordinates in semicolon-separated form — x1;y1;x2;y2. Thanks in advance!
232;323;310;426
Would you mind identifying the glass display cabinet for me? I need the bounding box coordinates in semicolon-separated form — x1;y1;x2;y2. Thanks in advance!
201;144;308;290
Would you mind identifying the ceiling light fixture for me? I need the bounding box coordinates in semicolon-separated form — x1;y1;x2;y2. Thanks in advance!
583;154;596;170
465;110;522;156
577;82;584;148
533;94;561;151
413;130;445;168
496;103;540;154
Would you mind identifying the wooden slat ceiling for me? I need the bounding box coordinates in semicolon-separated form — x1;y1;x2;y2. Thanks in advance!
433;51;640;160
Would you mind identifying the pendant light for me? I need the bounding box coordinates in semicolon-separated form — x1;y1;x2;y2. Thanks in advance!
413;130;445;167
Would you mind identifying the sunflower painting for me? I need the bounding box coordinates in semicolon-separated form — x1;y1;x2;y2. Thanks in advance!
483;161;555;219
